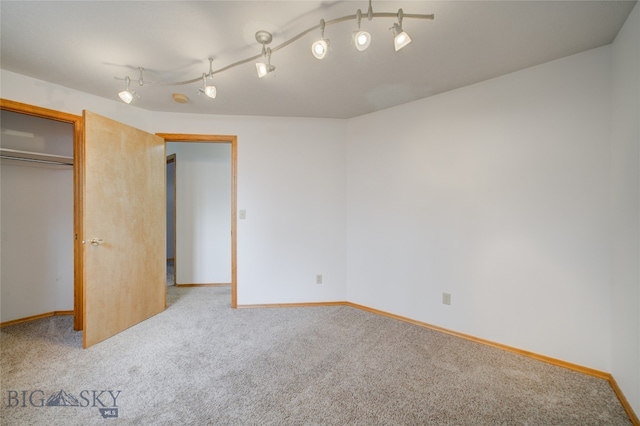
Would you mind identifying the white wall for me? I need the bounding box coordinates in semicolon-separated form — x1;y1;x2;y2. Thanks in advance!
0;70;348;307
1;162;74;321
346;46;613;371
154;112;348;304
610;2;640;416
166;142;232;284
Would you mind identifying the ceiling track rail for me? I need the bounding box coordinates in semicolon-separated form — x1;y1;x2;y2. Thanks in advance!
181;12;435;84
130;7;434;87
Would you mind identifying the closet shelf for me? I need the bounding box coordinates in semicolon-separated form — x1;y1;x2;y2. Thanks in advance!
0;148;73;166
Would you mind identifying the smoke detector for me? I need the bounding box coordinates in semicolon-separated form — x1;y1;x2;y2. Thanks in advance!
172;93;189;104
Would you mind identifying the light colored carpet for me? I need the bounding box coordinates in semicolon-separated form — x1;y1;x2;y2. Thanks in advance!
0;286;632;425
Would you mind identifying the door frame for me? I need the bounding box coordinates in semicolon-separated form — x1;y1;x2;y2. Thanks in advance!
157;134;238;308
0;99;84;330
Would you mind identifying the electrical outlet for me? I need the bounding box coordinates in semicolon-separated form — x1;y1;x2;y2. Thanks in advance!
442;292;451;305
316;274;323;284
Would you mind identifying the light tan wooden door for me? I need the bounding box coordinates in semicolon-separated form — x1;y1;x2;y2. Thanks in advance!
82;111;165;348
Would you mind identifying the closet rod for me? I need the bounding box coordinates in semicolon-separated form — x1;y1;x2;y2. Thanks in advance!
0;148;73;166
0;155;73;166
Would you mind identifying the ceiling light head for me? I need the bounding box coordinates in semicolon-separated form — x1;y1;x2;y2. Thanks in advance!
353;9;371;52
312;39;329;59
353;30;371;51
312;19;329;60
392;9;412;51
256;47;275;78
203;86;217;98
256;62;275;78
199;69;217;99
393;27;411;51
256;63;268;78
118;76;136;104
255;33;276;78
118;89;135;104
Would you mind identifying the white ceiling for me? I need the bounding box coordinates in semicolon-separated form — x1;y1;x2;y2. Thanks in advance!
0;1;636;119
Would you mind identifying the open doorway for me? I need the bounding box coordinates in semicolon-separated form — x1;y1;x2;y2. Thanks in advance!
166;154;176;286
158;134;238;308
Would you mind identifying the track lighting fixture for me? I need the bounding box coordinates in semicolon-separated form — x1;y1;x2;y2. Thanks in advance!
392;9;412;51
312;19;329;59
198;59;217;98
256;47;275;78
118;76;135;104
199;73;217;98
117;67;145;104
114;1;433;104
353;9;371;52
255;30;276;78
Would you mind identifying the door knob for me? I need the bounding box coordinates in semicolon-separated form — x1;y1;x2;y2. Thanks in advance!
90;238;104;246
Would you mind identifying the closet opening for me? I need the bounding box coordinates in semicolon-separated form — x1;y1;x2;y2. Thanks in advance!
0;100;83;330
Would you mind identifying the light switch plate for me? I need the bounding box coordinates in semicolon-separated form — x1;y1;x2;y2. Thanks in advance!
442;292;451;305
